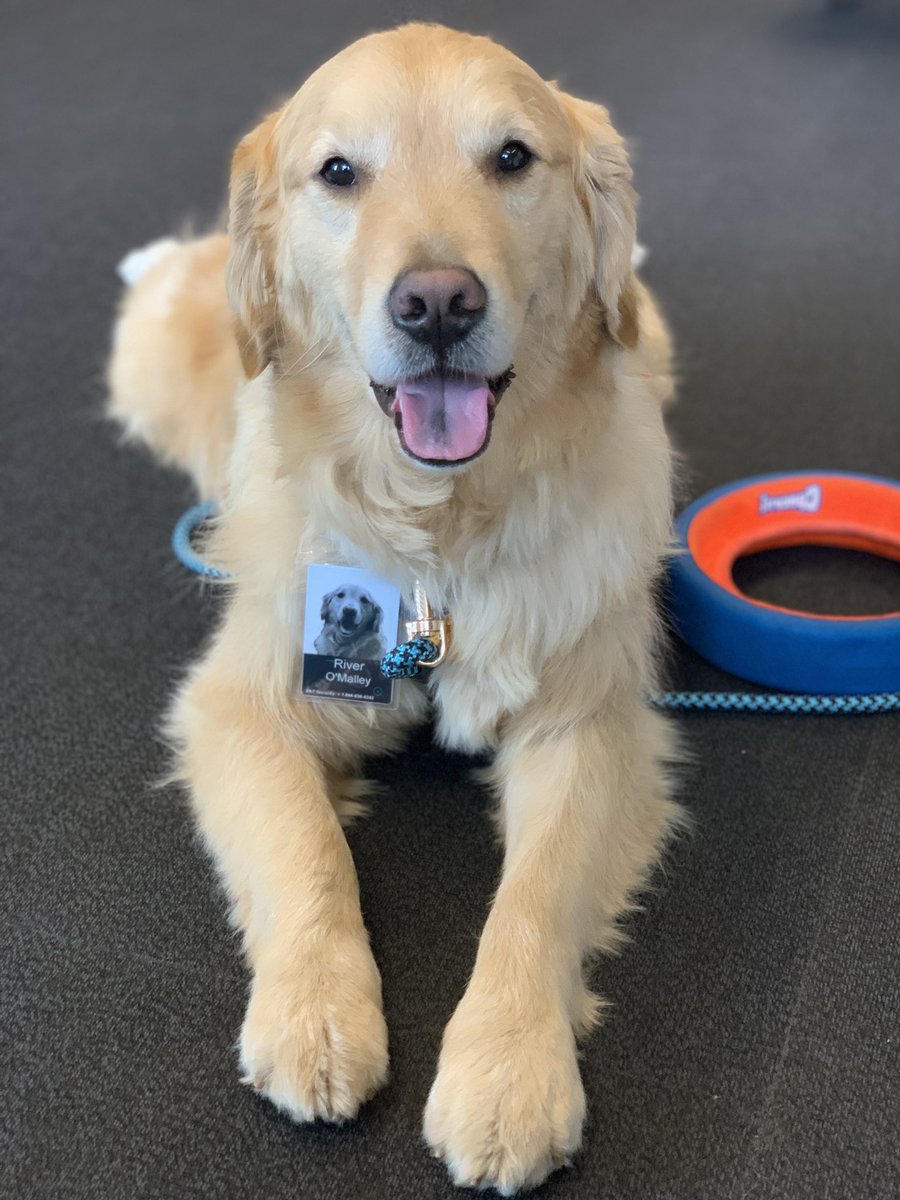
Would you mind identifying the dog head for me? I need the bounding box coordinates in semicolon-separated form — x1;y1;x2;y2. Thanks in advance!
228;24;638;469
320;584;383;640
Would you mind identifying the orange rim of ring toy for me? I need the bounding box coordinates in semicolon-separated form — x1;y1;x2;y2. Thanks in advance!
667;471;900;694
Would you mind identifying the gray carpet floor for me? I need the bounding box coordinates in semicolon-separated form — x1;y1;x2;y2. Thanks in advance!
3;1;899;1197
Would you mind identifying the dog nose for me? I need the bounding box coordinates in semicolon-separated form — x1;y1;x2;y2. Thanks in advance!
389;267;486;349
341;605;358;622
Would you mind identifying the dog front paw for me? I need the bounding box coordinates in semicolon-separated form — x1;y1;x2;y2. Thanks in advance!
424;997;585;1194
239;935;388;1123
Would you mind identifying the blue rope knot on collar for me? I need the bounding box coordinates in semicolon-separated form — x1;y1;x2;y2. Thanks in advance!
380;636;440;679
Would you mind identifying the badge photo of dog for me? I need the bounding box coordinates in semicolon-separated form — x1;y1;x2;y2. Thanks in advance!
108;22;684;1195
314;584;386;660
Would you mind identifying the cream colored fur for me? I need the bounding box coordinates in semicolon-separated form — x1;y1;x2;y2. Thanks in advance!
107;24;682;1195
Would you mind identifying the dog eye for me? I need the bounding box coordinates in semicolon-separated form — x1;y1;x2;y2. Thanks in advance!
337;591;346;599
496;141;533;174
319;157;356;187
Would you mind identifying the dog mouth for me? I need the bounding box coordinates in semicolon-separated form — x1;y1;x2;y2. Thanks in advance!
370;367;514;466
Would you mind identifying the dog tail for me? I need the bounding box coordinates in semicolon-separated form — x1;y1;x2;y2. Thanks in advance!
115;238;181;287
107;233;240;500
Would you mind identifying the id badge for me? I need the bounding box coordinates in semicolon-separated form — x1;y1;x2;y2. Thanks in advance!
300;563;401;706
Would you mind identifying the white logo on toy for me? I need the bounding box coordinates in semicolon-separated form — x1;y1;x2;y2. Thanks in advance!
758;483;822;516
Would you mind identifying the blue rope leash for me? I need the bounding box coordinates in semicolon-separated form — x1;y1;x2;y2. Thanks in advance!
376;653;900;712
649;690;900;715
171;503;900;714
381;637;440;678
171;500;233;580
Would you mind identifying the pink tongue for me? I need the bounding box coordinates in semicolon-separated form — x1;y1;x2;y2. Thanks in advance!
394;374;491;462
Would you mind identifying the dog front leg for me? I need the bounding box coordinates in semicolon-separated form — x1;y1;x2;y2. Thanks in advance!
173;675;388;1124
425;705;678;1193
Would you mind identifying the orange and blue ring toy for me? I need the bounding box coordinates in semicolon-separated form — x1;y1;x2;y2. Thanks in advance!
668;471;900;694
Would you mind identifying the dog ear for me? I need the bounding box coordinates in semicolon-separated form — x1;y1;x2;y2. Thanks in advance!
227;110;281;377
320;590;335;621
558;92;639;349
370;603;383;633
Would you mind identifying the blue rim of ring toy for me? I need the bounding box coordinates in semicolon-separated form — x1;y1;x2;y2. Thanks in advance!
667;471;900;694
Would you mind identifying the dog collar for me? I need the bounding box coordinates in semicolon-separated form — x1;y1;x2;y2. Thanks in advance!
380;582;452;678
169;494;900;708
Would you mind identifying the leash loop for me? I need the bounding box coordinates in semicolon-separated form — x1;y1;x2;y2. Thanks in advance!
171;500;233;579
171;503;900;709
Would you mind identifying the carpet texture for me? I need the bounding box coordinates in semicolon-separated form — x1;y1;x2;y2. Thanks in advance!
3;1;899;1197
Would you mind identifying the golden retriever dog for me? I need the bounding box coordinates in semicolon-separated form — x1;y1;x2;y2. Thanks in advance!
107;23;681;1194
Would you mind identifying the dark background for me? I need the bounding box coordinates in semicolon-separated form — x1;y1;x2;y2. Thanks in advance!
3;2;899;1198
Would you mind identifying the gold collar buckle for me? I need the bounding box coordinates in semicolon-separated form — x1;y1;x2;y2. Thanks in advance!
405;582;452;668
